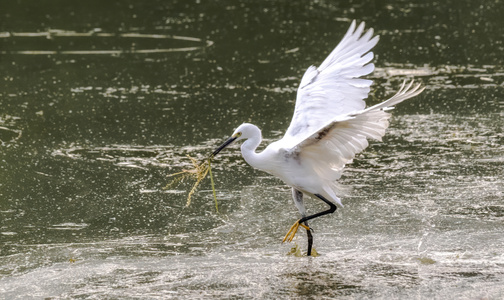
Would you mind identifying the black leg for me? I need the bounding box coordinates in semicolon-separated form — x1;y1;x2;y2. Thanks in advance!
285;191;336;256
301;194;336;256
306;225;313;256
299;194;337;226
292;189;314;256
303;194;336;256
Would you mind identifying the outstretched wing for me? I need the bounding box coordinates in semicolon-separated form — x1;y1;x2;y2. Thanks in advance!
291;81;425;182
282;20;379;148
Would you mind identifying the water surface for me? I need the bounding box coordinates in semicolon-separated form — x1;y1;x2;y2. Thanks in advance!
1;1;503;299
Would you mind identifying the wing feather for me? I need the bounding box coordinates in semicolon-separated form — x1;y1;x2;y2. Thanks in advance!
262;21;424;206
283;20;379;147
285;80;424;182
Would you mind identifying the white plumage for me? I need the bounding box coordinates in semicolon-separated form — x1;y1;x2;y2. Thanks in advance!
211;20;424;255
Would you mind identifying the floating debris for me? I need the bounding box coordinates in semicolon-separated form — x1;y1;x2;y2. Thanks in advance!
0;30;214;55
165;155;219;212
287;244;319;257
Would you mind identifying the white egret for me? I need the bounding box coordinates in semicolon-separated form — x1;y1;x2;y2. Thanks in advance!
211;20;424;256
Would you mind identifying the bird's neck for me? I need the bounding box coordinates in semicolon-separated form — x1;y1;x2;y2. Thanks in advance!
240;135;268;171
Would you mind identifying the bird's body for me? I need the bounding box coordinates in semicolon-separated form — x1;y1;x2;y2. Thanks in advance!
238;126;338;205
211;20;424;255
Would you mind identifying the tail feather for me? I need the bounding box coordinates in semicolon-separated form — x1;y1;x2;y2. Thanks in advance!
364;80;424;112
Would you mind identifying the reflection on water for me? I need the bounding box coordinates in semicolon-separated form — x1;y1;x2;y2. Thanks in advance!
1;0;504;298
0;115;22;145
0;31;212;55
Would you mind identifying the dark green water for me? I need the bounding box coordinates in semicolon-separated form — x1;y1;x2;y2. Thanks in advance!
1;1;503;299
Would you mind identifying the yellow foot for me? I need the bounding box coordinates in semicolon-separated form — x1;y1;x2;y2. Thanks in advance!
282;220;310;243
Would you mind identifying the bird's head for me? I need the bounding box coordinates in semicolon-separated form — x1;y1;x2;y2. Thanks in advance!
211;123;260;158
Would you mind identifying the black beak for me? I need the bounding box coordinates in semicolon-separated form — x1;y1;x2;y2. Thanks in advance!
211;135;238;158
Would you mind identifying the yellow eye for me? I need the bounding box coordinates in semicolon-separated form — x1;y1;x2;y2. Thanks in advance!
234;132;242;138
